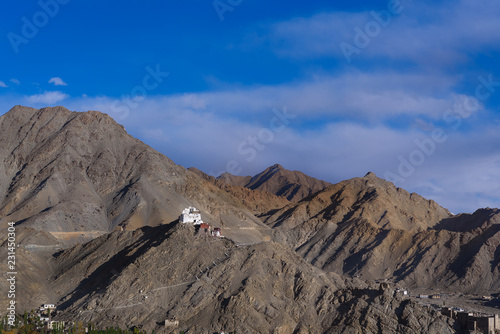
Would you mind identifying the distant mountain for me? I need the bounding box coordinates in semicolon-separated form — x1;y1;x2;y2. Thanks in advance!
218;164;331;202
0;106;269;244
293;208;500;294
188;167;290;215
216;172;251;187
264;172;451;232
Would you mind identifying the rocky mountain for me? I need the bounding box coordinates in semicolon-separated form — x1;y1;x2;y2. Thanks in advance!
189;167;290;216
264;172;451;233
0;106;269;245
218;164;331;202
217;172;251;188
46;223;455;333
263;172;500;294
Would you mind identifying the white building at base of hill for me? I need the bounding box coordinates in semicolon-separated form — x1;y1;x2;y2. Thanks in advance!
180;207;203;225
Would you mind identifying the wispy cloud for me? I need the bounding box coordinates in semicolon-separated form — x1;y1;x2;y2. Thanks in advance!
48;77;68;86
10;78;20;85
69;72;476;124
0;81;8;88
261;0;500;66
27;91;69;104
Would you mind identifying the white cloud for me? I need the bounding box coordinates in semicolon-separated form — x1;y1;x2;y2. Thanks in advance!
67;72;475;123
48;77;68;86
0;81;8;88
261;0;500;66
27;91;69;104
10;78;20;85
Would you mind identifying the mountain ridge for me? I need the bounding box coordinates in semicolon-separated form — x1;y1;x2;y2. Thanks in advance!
217;163;332;202
0;106;270;245
49;222;455;333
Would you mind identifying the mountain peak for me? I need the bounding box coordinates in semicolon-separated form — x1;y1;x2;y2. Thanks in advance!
218;164;331;202
0;106;267;245
364;171;377;178
266;172;451;231
1;105;38;125
269;163;284;170
8;104;37;114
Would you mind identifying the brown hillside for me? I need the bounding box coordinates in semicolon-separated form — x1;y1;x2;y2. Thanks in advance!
264;172;500;294
218;164;331;202
265;172;451;232
0;106;269;244
294;213;500;294
189;167;290;216
217;172;251;187
47;222;455;333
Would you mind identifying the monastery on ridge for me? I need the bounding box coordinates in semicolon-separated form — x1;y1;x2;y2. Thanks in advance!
179;206;223;238
180;206;203;225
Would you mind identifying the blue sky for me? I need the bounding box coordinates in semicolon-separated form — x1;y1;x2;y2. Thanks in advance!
1;0;500;213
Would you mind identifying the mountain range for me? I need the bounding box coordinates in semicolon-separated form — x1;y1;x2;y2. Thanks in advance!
0;106;498;333
217;164;331;202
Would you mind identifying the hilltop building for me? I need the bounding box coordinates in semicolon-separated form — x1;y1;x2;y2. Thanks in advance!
180;207;223;237
180;207;203;225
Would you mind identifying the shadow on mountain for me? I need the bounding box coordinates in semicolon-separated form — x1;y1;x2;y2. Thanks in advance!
56;221;178;311
433;208;500;232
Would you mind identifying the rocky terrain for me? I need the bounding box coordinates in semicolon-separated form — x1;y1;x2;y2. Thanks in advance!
50;223;456;333
263;172;451;232
0;227;62;310
262;172;500;294
1;105;499;333
218;164;331;202
188;167;290;216
0;106;269;245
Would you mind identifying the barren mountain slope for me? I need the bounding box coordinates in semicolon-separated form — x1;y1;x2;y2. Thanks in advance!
189;167;290;215
49;222;456;334
265;172;451;232
0;106;269;244
218;164;331;202
264;172;500;294
217;172;251;187
0;227;63;311
295;211;500;294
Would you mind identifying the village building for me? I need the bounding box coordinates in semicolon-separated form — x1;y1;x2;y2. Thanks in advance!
396;288;408;296
212;227;222;237
40;304;56;311
442;307;500;333
180;206;203;225
47;321;65;330
180;207;224;238
161;319;179;327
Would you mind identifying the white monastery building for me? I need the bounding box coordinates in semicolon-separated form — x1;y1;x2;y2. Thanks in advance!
180;206;203;225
